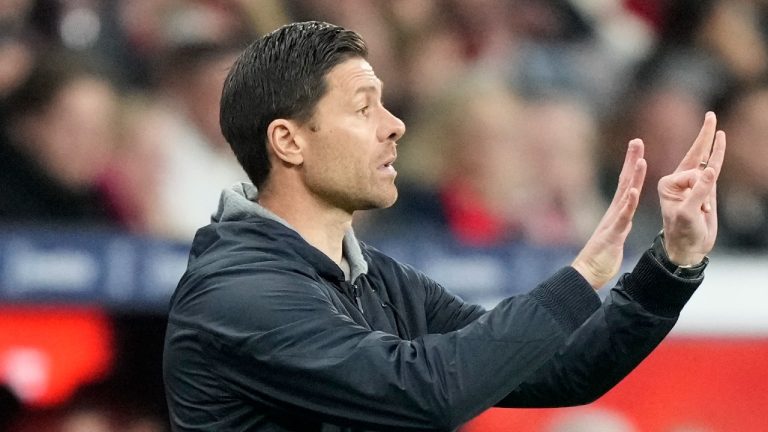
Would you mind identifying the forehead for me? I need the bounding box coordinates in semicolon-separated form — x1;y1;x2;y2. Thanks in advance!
324;57;380;93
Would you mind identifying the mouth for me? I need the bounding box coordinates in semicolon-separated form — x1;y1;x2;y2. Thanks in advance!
379;155;397;173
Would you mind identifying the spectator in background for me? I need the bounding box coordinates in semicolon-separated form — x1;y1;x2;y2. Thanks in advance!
366;73;602;249
0;34;35;100
0;49;120;225
290;0;600;120
520;96;604;246
660;0;768;85
598;0;756;252
593;0;768;252
100;95;172;236
716;83;768;250
369;73;533;246
0;0;36;99
603;80;716;252
150;41;248;240
356;74;605;302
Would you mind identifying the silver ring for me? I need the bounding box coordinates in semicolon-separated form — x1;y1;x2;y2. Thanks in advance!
699;161;708;169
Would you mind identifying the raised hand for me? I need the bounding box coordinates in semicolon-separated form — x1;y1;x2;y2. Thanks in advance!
571;139;647;289
658;112;726;266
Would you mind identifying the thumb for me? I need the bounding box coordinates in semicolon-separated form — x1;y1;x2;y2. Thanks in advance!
658;169;698;194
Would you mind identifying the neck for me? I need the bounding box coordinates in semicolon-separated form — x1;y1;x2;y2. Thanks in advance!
258;184;352;265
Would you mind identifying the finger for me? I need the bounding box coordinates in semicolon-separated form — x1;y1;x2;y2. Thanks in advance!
609;157;647;221
611;139;644;207
658;169;698;195
706;183;718;233
701;131;724;215
604;160;644;231
629;157;647;198
702;186;715;213
685;167;717;211
677;112;716;173
614;187;640;237
703;130;726;178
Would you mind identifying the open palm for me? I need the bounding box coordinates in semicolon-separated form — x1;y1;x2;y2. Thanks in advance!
572;139;646;289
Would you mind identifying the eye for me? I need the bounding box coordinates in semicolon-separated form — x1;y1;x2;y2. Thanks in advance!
358;106;370;116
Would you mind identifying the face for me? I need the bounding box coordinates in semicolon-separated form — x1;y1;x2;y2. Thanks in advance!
295;57;406;213
27;78;117;189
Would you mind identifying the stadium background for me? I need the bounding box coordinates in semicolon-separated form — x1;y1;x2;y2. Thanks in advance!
1;1;767;431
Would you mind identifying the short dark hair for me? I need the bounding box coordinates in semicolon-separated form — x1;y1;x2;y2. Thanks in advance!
220;21;368;188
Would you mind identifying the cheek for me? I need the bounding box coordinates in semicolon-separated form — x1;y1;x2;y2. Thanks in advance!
303;136;350;188
303;115;380;181
323;128;373;169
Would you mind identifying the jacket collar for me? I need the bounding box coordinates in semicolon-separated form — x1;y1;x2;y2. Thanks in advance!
212;182;369;281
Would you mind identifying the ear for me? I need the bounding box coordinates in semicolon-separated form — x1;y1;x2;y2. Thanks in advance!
266;119;304;166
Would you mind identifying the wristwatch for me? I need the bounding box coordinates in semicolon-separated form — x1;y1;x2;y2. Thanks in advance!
650;231;708;279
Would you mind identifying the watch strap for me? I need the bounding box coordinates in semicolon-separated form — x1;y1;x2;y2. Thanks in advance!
650;231;708;279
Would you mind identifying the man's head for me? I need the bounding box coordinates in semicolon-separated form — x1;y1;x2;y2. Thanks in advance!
221;22;363;190
220;21;405;212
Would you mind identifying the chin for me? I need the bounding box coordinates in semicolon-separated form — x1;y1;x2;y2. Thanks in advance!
356;189;398;211
378;187;399;209
377;196;398;209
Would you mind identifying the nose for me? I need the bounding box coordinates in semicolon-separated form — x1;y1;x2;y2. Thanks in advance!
380;107;406;143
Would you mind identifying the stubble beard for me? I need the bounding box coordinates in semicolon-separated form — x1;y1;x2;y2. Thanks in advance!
319;181;398;213
304;161;399;213
341;182;398;213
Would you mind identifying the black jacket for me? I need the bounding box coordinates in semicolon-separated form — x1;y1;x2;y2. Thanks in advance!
163;184;701;432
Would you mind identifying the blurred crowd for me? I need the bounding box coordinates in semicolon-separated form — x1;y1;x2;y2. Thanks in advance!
2;0;768;252
2;0;768;430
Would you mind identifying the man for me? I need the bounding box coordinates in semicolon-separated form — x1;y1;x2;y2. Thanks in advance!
163;21;726;431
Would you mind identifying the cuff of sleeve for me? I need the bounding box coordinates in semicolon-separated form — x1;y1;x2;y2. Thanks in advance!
651;231;708;278
529;266;601;333
622;249;702;318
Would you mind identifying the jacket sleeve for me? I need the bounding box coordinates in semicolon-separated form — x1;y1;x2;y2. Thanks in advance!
170;265;598;431
496;249;701;407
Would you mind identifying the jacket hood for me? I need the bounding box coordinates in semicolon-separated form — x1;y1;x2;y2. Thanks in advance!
211;182;368;281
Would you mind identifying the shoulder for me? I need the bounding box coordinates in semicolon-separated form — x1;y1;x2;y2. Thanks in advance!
170;263;336;340
187;218;317;274
171;220;331;323
360;241;423;280
359;241;445;298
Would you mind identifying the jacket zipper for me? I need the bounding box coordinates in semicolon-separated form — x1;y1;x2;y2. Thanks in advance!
352;283;364;313
339;280;364;314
